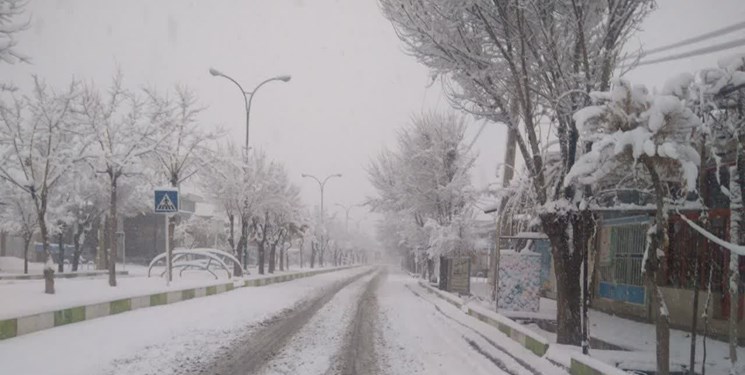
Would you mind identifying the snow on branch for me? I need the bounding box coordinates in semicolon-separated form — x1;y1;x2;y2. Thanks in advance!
679;214;745;256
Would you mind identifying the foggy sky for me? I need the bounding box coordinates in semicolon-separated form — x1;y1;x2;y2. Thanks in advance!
5;0;745;234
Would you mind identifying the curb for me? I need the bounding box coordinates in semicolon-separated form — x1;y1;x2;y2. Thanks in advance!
0;270;129;281
417;280;623;375
0;266;355;341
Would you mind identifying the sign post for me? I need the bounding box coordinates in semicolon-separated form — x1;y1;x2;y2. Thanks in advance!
154;188;179;285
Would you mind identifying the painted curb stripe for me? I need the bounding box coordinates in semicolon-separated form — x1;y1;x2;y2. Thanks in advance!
110;299;131;315
0;266;355;341
54;306;85;326
0;319;17;339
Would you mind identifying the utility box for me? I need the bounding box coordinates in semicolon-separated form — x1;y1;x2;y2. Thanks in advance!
439;256;471;294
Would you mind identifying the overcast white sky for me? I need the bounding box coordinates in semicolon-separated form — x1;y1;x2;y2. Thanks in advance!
5;0;745;234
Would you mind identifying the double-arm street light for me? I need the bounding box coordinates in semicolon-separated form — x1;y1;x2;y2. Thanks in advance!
208;68;291;152
210;68;291;270
301;173;342;224
335;203;360;234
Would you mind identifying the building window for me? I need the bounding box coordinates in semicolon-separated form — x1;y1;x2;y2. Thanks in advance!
598;218;648;305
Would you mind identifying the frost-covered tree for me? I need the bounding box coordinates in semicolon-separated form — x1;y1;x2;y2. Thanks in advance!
0;180;37;273
0;0;27;66
690;54;745;371
0;0;29;93
566;77;702;374
77;74;165;286
379;0;653;345
144;86;217;281
0;78;89;293
368;112;476;279
250;156;302;274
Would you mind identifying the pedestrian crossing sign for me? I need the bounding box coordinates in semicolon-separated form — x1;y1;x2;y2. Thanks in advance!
154;189;179;214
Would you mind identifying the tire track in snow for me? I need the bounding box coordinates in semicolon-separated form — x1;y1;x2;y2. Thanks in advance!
405;284;544;375
203;268;376;375
255;271;380;375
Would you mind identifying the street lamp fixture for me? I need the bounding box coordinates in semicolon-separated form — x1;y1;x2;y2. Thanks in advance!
210;68;291;270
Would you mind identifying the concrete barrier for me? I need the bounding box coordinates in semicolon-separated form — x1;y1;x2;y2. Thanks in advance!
0;266;356;341
569;353;629;375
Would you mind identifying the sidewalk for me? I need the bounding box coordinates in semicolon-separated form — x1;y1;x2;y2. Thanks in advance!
470;278;745;374
0;265;356;340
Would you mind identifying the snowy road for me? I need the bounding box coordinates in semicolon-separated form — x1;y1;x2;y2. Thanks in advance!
205;268;562;375
0;266;565;375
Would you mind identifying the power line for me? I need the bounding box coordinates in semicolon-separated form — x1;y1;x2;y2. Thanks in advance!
632;36;745;67
624;20;745;61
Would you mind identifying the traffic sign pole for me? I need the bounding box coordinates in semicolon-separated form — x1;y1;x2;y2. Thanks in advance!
165;214;171;285
154;188;179;286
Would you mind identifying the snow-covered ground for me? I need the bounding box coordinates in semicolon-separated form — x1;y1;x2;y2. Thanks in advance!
471;279;744;375
0;261;346;319
0;267;569;375
377;274;565;375
0;267;371;375
257;272;379;375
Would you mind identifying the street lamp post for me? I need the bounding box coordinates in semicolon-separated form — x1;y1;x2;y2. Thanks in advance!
302;173;342;266
334;203;358;234
210;68;291;270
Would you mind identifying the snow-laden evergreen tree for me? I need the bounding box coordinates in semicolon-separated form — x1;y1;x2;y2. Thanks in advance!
566;77;702;374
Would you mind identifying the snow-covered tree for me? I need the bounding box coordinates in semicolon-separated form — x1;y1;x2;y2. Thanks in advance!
566;77;702;373
0;78;89;293
144;86;218;281
379;0;653;345
690;54;745;371
249;155;302;274
77;74;165;286
0;180;37;273
368;112;476;279
0;0;27;66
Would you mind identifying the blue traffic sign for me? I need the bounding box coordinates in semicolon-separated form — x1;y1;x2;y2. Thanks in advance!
154;189;179;214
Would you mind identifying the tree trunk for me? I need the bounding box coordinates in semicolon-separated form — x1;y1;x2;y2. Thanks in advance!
227;213;235;253
310;242;316;269
227;213;242;276
643;157;670;375
279;246;285;271
96;217;107;270
269;243;276;273
57;229;64;273
109;177;118;287
23;234;31;274
39;219;55;294
72;227;82;272
729;147;744;367
239;215;248;271
258;240;265;275
541;212;585;345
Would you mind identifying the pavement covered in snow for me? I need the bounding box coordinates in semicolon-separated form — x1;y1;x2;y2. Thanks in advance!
0;260;343;319
471;280;745;375
0;266;568;375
